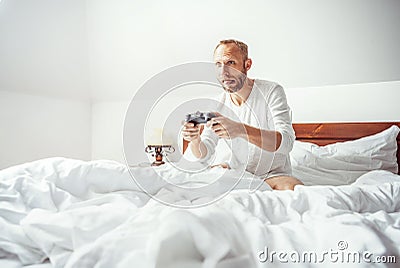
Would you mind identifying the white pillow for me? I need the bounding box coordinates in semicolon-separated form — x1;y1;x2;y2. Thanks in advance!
290;125;399;186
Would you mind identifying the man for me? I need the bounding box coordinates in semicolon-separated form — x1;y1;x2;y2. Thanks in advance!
182;39;303;190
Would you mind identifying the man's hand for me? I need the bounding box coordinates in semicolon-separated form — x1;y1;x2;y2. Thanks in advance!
182;122;207;159
207;112;281;152
182;122;201;142
207;112;245;139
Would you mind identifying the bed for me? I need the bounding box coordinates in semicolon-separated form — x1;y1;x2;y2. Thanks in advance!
1;122;400;268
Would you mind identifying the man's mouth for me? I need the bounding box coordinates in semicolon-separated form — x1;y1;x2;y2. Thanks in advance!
222;79;235;86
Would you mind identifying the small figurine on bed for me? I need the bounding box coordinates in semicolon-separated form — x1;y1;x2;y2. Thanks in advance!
145;145;175;166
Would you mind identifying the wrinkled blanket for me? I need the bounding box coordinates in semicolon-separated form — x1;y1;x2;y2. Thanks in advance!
1;158;400;268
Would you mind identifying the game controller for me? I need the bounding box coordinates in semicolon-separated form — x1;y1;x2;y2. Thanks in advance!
185;111;217;125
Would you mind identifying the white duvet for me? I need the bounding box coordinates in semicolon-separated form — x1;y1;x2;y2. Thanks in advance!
1;158;400;268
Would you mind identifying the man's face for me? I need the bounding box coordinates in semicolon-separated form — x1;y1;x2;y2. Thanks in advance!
214;43;248;93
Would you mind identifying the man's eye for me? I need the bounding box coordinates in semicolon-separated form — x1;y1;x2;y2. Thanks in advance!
215;62;222;67
227;61;235;65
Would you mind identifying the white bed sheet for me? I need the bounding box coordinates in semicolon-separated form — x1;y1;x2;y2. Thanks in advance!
1;158;400;268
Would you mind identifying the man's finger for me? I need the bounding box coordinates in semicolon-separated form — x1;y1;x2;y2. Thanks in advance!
183;122;195;127
208;118;216;126
183;127;199;132
209;118;222;128
212;116;224;123
212;123;226;131
182;131;199;137
183;125;198;131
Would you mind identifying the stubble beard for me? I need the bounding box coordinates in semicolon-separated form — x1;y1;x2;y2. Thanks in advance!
221;68;247;93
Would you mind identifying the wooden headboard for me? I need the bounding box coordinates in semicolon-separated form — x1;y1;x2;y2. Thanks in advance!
293;122;400;174
183;122;400;174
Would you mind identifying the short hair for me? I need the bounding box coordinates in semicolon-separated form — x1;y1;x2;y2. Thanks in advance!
214;39;248;60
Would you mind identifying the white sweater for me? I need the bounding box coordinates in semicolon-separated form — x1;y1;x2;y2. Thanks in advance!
187;79;295;178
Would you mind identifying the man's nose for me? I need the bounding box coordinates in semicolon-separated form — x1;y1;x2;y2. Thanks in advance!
218;64;230;76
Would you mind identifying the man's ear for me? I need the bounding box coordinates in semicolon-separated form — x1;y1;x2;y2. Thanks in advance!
245;58;252;71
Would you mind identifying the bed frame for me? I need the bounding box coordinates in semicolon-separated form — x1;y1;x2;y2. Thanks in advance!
182;122;400;174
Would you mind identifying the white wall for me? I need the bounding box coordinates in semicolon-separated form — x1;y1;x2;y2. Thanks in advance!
0;0;91;169
287;81;400;123
86;0;400;101
0;0;90;100
0;91;91;169
91;101;129;162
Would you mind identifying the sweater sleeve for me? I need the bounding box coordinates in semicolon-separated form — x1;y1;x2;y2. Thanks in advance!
199;125;219;163
267;84;295;154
